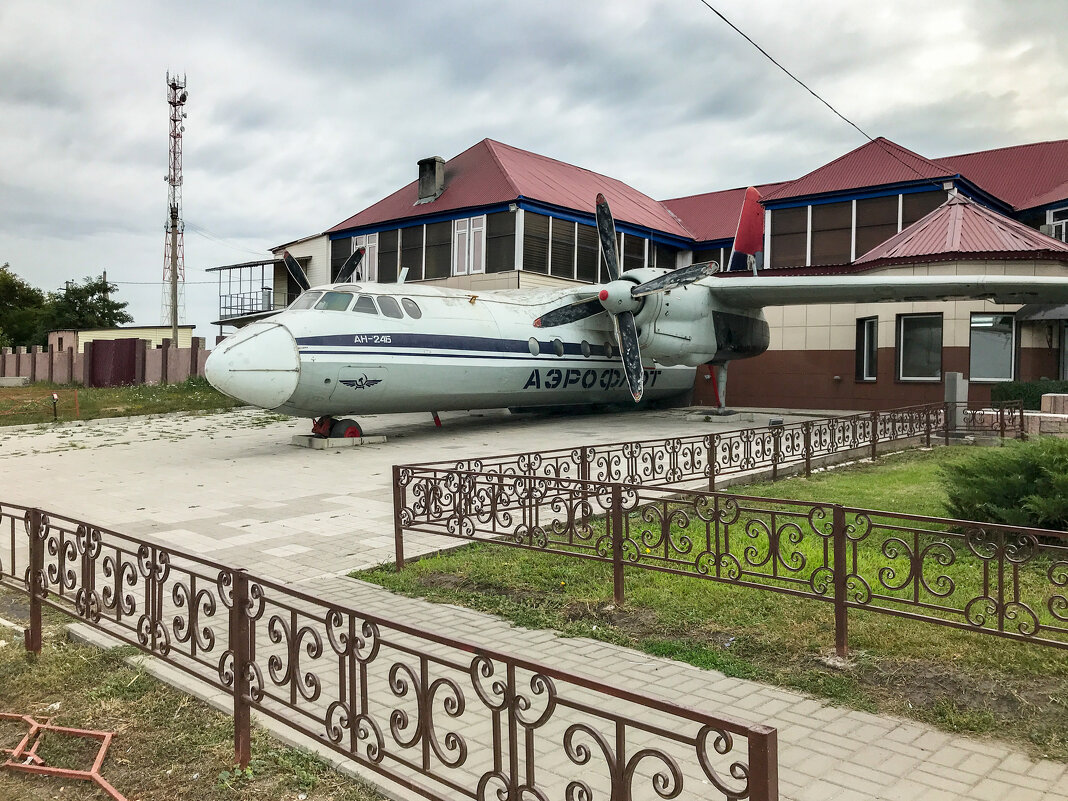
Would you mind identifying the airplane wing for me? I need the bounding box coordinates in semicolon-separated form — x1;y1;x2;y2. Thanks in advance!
707;274;1068;307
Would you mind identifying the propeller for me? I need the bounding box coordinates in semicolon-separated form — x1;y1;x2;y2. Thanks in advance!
282;250;311;292
335;246;366;283
534;193;724;402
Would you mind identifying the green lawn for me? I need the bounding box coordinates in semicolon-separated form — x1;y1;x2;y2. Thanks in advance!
0;378;242;427
360;447;1068;759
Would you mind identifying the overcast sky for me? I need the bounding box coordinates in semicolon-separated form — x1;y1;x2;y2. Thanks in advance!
1;0;1065;338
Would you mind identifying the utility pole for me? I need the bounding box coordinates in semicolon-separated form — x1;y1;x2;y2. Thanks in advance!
162;72;188;345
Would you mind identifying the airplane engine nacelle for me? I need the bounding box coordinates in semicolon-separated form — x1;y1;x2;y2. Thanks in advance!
635;286;720;366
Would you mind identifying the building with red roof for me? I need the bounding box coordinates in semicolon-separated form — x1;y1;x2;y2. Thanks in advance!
212;134;1068;410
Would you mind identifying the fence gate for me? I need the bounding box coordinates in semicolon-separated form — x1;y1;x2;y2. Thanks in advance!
88;339;139;387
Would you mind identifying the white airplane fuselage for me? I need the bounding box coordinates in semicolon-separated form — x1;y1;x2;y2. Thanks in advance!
205;272;769;418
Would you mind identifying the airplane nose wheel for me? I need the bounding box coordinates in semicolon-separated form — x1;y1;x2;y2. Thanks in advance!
312;416;363;438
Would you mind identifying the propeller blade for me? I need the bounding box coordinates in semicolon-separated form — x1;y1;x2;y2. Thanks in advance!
534;296;604;328
630;259;719;298
612;310;644;402
595;193;620;282
335;246;366;283
282;251;311;291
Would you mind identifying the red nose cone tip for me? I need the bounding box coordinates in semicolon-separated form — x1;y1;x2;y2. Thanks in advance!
598;289;609;301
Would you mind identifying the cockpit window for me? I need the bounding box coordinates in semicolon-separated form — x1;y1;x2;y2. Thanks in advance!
289;291;323;310
314;291;354;311
377;296;403;319
352;295;379;315
401;298;422;319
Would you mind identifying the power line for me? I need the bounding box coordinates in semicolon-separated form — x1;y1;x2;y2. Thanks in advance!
696;0;874;142
185;221;268;256
696;1;946;189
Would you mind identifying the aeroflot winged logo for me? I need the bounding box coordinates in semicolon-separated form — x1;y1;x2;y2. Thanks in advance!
339;375;382;390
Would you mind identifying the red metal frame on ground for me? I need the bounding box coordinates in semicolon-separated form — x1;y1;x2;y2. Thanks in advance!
1;713;126;801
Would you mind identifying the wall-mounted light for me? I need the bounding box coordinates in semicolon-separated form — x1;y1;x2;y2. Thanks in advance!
508;203;518;212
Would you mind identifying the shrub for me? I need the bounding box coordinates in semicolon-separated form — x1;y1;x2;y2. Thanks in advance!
990;379;1068;410
940;438;1068;531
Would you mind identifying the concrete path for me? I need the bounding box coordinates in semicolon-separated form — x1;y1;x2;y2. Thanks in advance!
2;407;1065;800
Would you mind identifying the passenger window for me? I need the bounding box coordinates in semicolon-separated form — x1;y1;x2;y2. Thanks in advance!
377;296;403;319
289;291;323;310
352;295;379;315
314;292;353;311
401;298;422;319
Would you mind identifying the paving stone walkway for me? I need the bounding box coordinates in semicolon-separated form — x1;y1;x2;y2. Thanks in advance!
3;407;1066;800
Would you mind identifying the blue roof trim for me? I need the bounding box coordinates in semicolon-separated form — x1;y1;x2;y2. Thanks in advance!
764;180;954;209
330;198;694;249
514;198;693;248
329;203;515;239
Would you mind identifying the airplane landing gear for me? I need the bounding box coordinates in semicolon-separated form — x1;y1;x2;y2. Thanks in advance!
311;416;363;438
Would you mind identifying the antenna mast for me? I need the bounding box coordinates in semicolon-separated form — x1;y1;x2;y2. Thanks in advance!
162;72;188;343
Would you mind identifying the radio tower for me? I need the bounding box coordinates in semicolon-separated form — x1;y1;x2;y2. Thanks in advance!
162;72;188;343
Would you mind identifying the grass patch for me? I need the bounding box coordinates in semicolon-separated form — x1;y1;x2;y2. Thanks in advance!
0;588;384;800
360;446;1068;759
0;378;242;427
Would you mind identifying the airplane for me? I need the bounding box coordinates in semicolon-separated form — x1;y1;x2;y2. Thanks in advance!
205;190;1068;438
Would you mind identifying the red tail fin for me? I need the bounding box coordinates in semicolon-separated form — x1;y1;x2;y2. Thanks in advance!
727;187;764;273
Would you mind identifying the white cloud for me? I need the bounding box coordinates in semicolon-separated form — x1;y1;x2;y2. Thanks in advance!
0;0;1064;335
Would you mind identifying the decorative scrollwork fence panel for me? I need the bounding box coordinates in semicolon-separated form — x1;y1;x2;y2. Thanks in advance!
0;501;779;800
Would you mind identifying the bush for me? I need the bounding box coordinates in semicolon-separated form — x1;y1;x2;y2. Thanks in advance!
940;438;1068;531
990;379;1068;410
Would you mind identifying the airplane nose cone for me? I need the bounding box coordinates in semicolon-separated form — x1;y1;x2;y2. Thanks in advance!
205;322;300;409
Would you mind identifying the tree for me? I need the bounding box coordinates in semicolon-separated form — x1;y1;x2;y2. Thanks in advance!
48;274;133;331
0;266;133;346
0;263;48;346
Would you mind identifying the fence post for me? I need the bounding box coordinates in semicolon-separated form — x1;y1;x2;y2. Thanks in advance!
870;410;878;461
803;422;812;478
832;504;848;659
943;402;950;446
579;446;589;483
747;727;779;801
771;427;781;482
998;406;1006;440
611;484;624;605
924;406;932;447
393;465;405;571
707;434;717;491
24;509;44;655
230;569;252;769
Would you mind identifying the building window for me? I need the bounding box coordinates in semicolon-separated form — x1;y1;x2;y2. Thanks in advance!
810;201;852;266
352;233;378;281
1051;207;1068;243
897;313;942;381
453;215;486;276
969;313;1015;382
575;223;598;282
550;219;576;279
855;317;878;381
485;211;515;273
377;230;399;283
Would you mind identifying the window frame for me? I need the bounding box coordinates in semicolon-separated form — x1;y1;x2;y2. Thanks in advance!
452;215;487;276
353;233;378;282
855;316;878;382
896;313;943;382
968;312;1016;383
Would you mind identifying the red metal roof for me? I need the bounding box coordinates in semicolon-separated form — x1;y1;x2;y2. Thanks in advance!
661;182;786;242
939;139;1068;211
328;139;694;239
762;138;954;202
854;193;1068;268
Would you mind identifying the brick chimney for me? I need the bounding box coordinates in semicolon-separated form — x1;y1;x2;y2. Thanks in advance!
417;156;445;203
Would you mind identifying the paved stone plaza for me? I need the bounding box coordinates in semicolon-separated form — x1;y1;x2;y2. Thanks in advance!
2;407;1066;800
